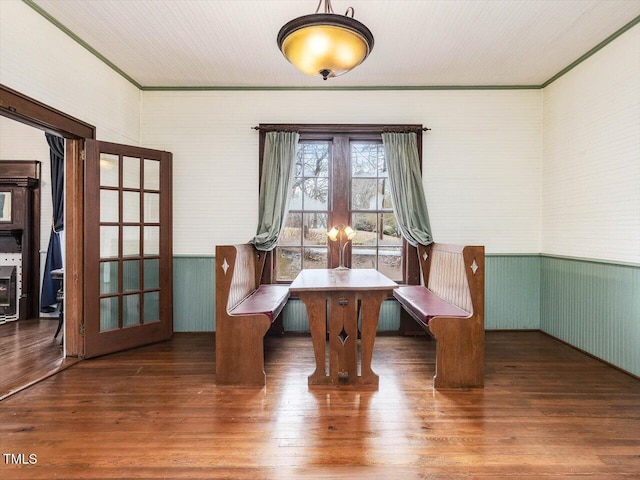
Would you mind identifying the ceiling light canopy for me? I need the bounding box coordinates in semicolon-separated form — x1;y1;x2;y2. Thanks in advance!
277;0;374;81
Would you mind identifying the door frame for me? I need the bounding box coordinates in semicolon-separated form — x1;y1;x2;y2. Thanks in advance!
1;84;96;358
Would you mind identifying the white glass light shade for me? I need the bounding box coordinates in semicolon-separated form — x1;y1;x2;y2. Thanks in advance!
327;225;355;242
327;226;340;242
343;225;356;240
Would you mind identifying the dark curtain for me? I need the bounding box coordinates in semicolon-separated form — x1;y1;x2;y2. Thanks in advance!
41;133;65;312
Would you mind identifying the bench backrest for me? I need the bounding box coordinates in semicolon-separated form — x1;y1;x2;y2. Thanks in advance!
417;243;484;319
216;244;266;313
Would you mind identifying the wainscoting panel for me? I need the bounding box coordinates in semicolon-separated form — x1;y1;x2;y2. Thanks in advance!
174;255;541;333
175;255;638;376
541;256;640;377
485;255;541;329
282;299;308;332
173;256;215;332
379;300;402;331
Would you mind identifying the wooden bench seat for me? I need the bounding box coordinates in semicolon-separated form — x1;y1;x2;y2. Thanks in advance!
394;243;485;390
215;244;289;386
229;285;289;320
393;286;469;325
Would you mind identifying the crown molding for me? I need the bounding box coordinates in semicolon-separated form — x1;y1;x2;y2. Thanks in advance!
541;14;640;88
141;85;541;91
22;0;142;89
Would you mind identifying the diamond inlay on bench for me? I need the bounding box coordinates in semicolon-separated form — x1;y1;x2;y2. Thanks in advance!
471;259;478;275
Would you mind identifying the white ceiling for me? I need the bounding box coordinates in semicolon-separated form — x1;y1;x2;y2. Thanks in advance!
31;0;640;88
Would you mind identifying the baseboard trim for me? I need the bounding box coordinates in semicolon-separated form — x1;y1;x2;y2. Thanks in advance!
539;330;639;381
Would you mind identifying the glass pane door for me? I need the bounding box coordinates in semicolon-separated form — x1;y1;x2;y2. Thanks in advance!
84;140;172;358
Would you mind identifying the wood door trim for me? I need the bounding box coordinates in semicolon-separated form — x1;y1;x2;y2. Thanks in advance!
0;84;95;140
65;140;84;357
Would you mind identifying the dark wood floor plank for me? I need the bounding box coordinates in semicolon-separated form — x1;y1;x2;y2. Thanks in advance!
0;331;639;478
0;319;77;400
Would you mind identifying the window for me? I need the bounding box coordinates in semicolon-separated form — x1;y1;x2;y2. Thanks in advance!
350;142;403;279
277;142;331;279
258;125;421;286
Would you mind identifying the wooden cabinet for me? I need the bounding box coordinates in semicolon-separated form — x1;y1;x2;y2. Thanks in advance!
0;161;41;320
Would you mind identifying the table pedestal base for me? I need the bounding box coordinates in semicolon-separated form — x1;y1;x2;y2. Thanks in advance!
299;290;389;389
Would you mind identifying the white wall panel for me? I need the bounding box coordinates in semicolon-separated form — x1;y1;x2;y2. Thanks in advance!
141;89;542;255
0;0;140;144
542;25;640;264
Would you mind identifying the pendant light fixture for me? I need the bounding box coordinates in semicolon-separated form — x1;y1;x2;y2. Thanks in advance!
277;0;374;80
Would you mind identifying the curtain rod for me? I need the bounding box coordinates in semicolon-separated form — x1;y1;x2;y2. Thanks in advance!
252;125;431;132
252;126;299;133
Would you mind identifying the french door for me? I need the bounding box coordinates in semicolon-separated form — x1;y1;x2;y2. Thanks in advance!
84;140;172;358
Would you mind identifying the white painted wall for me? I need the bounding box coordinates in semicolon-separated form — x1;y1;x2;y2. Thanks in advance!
542;24;640;264
0;0;141;145
141;89;542;255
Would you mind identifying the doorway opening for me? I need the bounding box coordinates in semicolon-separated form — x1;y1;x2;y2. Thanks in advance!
0;120;70;399
0;84;94;399
0;124;64;398
1;84;173;399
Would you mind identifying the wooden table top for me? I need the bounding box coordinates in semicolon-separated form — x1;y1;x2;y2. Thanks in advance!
289;268;398;292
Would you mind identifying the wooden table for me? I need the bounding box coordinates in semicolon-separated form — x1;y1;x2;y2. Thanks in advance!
289;269;397;389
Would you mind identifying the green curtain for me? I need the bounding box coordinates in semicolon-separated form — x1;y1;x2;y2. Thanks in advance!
382;132;433;246
250;131;300;251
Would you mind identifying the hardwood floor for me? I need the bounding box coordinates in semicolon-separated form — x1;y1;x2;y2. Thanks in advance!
0;319;77;400
1;331;639;479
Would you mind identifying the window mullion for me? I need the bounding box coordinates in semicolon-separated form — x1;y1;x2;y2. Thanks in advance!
330;136;351;268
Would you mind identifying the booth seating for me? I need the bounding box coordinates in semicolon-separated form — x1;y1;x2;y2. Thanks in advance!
394;243;485;389
215;244;289;386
